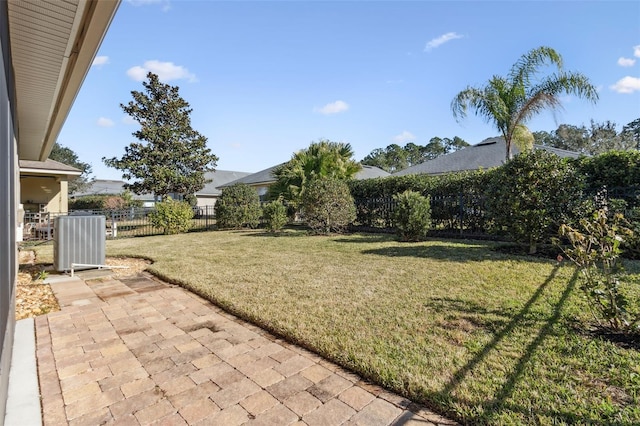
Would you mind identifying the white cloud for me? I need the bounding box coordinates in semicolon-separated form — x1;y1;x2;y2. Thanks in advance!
92;56;109;67
127;60;196;83
97;117;115;127
314;100;349;115
634;45;640;58
424;32;463;52
617;57;636;67
393;131;416;143
610;76;640;94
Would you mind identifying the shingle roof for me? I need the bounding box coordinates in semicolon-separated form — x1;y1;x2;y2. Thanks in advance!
19;159;82;175
220;164;285;187
71;180;154;201
195;170;252;196
393;137;584;176
357;165;391;179
221;163;390;188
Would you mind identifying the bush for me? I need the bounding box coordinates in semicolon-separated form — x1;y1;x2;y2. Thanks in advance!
69;195;108;210
576;150;640;189
392;190;432;241
486;150;585;254
302;178;356;234
70;191;142;211
262;199;288;232
558;210;639;334
215;183;262;229
149;198;193;235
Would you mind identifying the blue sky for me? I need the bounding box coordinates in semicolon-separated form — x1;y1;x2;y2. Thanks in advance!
59;0;640;180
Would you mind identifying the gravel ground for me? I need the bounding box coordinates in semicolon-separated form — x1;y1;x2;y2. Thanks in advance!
16;251;150;320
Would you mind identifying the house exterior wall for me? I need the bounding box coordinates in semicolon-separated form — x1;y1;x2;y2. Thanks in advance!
196;195;217;208
0;2;18;419
20;175;69;214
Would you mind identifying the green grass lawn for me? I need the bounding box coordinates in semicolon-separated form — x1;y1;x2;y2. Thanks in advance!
34;230;640;425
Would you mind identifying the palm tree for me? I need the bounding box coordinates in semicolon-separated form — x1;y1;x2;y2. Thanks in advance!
269;139;361;206
451;46;599;161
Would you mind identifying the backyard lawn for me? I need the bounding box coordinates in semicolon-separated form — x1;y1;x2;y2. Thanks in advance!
35;230;640;425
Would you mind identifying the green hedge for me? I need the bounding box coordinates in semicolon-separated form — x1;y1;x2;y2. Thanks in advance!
349;150;640;253
349;170;494;232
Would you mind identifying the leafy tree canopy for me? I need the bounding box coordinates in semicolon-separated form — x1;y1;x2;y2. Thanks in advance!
103;72;218;199
533;118;639;155
452;46;599;161
361;136;469;173
269;139;361;206
49;142;93;193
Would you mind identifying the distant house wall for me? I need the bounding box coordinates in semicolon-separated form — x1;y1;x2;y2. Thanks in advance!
196;196;217;208
20;175;70;213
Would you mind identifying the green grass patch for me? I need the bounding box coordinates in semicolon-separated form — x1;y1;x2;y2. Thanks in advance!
34;230;640;424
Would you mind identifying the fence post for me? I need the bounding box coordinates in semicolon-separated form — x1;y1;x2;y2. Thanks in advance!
459;193;464;235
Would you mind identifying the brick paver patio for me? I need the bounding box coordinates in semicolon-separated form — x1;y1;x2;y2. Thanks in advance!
35;272;457;425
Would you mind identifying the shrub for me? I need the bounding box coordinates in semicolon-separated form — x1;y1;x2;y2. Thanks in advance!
103;196;126;210
485;150;585;254
575;150;640;189
70;191;142;211
69;195;108;210
149;198;193;235
392;190;432;241
262;199;288;232
558;210;639;334
215;183;262;229
302;178;356;234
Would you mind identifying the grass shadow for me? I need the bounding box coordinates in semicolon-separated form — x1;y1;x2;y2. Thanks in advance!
362;243;505;263
430;266;583;423
332;234;398;244
362;241;559;264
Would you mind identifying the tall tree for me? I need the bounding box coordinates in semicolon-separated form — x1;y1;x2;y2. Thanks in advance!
361;137;469;172
49;142;93;193
444;136;470;153
103;72;218;199
534;119;639;155
269;139;361;206
360;148;389;171
361;144;407;172
620;118;640;150
451;46;599;161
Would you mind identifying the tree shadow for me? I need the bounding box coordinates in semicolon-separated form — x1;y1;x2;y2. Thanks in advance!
332;234;398;244
361;242;559;264
430;266;583;423
237;230;309;238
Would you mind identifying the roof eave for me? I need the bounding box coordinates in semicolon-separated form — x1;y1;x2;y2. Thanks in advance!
9;0;121;161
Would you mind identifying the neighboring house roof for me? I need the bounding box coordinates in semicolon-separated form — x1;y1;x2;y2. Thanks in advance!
357;165;391;179
71;179;154;201
221;164;285;188
221;164;390;188
195;170;252;196
393;137;584;176
19;159;82;176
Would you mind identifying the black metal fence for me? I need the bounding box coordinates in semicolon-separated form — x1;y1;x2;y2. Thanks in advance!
353;186;640;238
23;186;640;242
353;193;490;238
23;205;217;241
